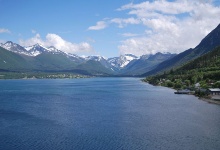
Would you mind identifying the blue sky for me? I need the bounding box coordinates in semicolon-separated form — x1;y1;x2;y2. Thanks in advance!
0;0;220;57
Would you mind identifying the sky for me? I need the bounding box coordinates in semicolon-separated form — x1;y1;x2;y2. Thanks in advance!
0;0;220;58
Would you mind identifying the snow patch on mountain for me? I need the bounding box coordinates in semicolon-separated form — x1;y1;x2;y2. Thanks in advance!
108;54;139;69
0;41;31;56
85;55;105;61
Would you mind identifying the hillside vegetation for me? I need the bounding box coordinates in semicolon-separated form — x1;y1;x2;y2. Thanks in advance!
145;46;220;89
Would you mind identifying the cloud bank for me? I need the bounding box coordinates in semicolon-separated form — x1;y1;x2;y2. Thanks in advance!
19;33;93;54
118;0;220;56
88;0;220;56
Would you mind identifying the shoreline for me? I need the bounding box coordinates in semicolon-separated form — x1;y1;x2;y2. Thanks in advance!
143;80;220;105
198;97;220;105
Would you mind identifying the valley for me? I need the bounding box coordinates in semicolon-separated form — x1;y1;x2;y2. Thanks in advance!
0;42;174;78
1;24;220;80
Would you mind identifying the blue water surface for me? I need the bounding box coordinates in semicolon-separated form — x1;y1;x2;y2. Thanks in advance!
0;78;220;150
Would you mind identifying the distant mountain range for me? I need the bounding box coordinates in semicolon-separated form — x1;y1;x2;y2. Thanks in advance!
0;41;175;76
1;23;220;77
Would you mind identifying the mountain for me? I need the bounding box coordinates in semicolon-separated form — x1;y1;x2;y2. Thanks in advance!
0;41;30;56
0;41;176;76
120;52;176;76
75;60;115;76
142;24;220;77
25;43;52;56
85;56;113;69
108;54;138;70
146;46;220;87
0;43;115;75
0;46;33;71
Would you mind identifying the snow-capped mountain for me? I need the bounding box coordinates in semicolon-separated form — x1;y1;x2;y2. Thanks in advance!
0;41;30;56
25;43;52;56
47;46;67;54
0;41;175;76
108;54;139;69
85;55;114;69
0;41;55;56
121;52;176;75
85;55;105;61
66;53;85;63
0;41;139;70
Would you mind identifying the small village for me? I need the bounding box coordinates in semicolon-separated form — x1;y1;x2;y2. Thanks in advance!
156;78;220;101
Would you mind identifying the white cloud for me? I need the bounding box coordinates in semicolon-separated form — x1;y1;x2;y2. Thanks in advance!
122;1;193;15
88;21;107;30
88;17;140;30
20;33;44;45
110;17;140;28
0;28;10;33
19;33;93;54
31;29;36;34
117;0;220;56
120;33;139;37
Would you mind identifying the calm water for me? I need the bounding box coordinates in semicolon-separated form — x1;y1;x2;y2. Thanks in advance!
0;78;220;150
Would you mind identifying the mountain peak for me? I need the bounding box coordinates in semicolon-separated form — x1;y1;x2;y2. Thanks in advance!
194;23;220;54
33;43;45;48
108;54;138;69
5;41;14;44
0;41;30;56
4;41;17;47
34;43;41;46
86;55;106;61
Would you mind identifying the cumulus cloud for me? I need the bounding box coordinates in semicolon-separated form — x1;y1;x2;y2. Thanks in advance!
0;28;10;33
19;33;93;54
88;21;107;30
117;0;220;56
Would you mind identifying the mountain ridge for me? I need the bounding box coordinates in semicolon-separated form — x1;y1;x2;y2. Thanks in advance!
0;41;174;76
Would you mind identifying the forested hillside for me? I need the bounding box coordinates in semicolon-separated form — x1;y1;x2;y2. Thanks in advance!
145;46;220;89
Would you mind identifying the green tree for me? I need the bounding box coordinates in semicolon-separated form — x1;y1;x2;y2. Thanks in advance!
166;81;174;87
191;76;197;84
214;81;220;88
174;82;182;89
185;80;191;86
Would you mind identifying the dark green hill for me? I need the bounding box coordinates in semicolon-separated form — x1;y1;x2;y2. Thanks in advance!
146;46;220;88
75;60;114;76
0;47;31;71
34;52;77;71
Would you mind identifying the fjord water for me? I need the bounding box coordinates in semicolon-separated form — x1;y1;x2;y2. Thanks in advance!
0;78;220;150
